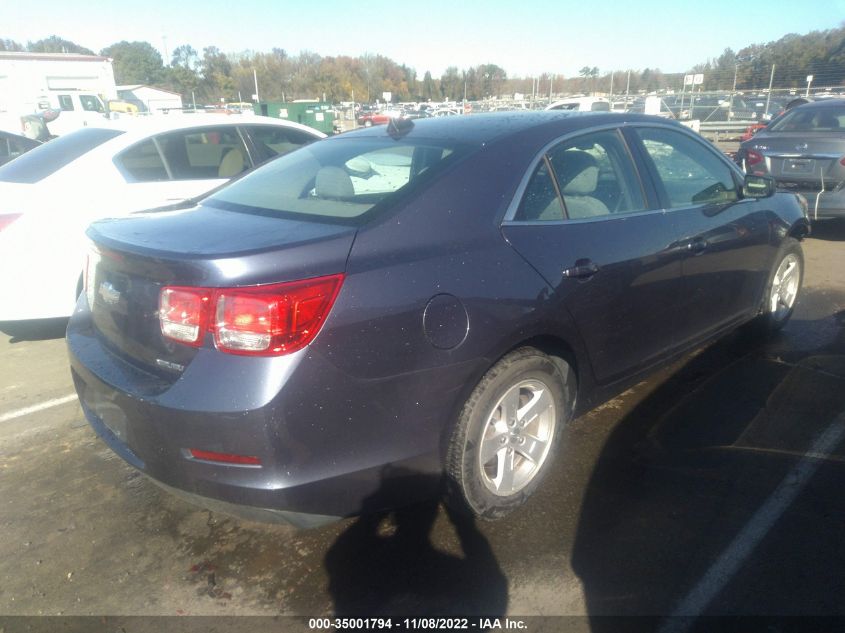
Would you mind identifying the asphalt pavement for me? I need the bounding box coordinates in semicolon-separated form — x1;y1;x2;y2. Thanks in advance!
0;221;843;632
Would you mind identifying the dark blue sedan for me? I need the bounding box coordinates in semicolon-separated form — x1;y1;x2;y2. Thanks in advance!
68;112;810;527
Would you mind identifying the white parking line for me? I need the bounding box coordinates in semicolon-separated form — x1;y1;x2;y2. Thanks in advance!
0;394;79;423
658;412;845;633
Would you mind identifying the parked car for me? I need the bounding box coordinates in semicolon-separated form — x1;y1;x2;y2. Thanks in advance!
736;99;845;220
0;115;324;321
357;110;402;127
431;107;461;117
0;130;40;166
546;97;611;112
68;112;809;527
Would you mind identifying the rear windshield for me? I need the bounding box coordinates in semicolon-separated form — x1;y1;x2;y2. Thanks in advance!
0;128;124;183
769;105;845;132
205;135;472;222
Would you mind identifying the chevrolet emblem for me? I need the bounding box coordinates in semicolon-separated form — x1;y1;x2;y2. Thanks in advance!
98;281;121;306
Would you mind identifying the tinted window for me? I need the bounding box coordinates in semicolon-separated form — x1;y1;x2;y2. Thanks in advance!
116;139;168;182
156;127;249;180
58;95;74;111
590;101;611;111
0;128;124;184
206;137;470;221
516;129;645;221
0;134;38;163
769;105;845;132
516;159;563;221
549;103;579;111
636;127;738;208
248;125;316;159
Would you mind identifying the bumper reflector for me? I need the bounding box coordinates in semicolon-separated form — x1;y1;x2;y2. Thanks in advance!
187;448;261;466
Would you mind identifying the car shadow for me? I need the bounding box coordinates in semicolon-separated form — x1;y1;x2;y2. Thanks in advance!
324;469;508;618
809;218;845;241
569;307;845;626
0;318;68;343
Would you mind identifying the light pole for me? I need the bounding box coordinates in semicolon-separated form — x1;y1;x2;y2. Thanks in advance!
728;63;738;120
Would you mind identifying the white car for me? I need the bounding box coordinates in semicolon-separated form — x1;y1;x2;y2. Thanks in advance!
545;97;611;112
0;114;324;321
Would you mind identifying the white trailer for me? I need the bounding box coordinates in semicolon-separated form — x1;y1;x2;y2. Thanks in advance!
0;52;117;136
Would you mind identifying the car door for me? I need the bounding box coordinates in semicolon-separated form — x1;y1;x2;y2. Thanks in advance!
628;125;773;346
502;127;686;385
112;126;253;213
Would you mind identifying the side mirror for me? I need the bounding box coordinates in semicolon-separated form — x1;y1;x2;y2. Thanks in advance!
742;174;775;199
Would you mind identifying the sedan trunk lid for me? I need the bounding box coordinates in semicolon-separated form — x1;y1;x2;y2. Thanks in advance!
85;203;357;376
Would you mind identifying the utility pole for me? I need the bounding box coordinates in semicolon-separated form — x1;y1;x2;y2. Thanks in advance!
549;75;553;105
728;63;738;120
625;69;631;100
253;68;260;103
764;64;775;119
609;70;614;101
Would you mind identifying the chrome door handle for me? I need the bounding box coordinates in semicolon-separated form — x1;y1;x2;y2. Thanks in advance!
563;259;600;279
687;238;708;254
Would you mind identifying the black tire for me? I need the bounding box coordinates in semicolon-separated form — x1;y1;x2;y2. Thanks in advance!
753;237;804;335
445;347;575;519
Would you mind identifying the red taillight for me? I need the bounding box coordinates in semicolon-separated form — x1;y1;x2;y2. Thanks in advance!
159;274;344;356
0;213;22;232
159;287;211;346
839;157;845;166
746;150;764;167
187;449;261;466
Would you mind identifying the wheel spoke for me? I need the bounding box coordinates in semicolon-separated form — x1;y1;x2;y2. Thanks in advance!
516;433;548;464
517;387;551;427
501;388;520;426
479;432;507;465
496;449;517;493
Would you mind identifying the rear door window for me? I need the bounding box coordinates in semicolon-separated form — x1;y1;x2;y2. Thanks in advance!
155;127;250;180
515;129;645;221
635;127;738;208
58;95;74;111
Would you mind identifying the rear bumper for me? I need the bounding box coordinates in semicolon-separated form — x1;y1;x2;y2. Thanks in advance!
778;186;845;219
67;307;448;524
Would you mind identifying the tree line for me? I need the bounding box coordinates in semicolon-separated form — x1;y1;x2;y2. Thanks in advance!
2;26;844;105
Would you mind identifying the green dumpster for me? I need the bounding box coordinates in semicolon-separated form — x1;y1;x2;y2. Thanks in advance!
254;101;336;135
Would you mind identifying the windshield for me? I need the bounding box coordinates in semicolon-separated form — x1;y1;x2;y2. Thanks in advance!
0;127;124;183
769;105;845;132
205;135;473;222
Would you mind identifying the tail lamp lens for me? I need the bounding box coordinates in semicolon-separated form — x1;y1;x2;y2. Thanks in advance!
159;287;211;346
0;213;22;232
159;274;344;356
746;149;764;167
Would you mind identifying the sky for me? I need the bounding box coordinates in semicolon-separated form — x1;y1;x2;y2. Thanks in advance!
1;0;844;77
